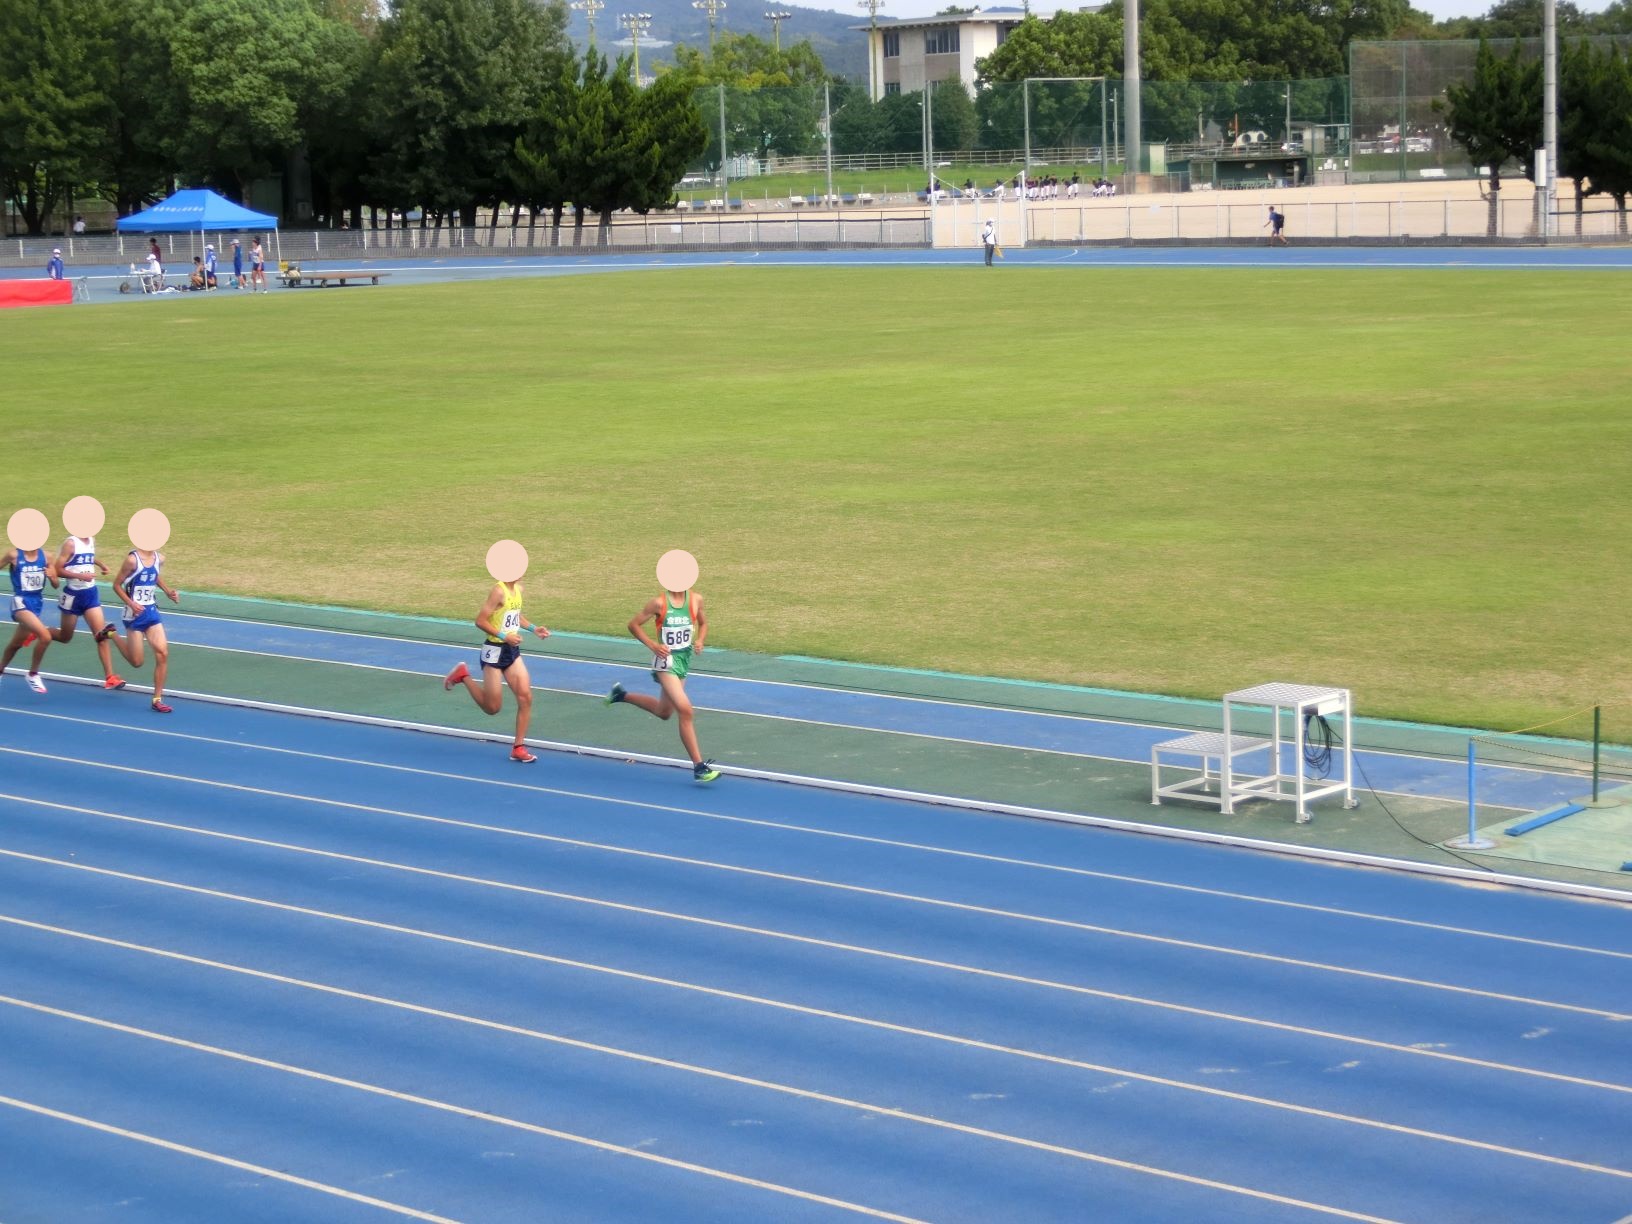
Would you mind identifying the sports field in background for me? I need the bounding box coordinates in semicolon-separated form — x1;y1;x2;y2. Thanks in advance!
5;265;1630;735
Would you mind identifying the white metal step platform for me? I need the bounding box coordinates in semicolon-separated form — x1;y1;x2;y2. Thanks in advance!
1151;732;1272;808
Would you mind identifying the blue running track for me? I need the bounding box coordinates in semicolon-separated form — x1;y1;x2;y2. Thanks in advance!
1;679;1629;1223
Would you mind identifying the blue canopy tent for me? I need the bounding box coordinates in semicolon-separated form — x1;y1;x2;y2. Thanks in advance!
116;188;280;268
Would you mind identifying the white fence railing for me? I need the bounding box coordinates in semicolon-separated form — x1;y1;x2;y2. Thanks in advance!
1015;196;1630;243
4;196;1626;271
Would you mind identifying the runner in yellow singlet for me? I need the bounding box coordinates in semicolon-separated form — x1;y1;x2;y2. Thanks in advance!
606;585;718;782
443;578;549;763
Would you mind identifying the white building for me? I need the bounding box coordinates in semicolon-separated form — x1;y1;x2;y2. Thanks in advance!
854;7;1078;103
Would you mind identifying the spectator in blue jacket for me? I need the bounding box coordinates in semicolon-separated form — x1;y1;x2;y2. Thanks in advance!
46;248;65;280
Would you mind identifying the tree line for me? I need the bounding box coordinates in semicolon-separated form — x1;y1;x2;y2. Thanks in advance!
0;0;706;239
1445;37;1632;234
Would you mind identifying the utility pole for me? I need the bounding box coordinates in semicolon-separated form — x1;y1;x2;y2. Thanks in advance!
619;12;652;83
857;0;885;102
764;9;792;51
571;0;604;47
692;0;726;49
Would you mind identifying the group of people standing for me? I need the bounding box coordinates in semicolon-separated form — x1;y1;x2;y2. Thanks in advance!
140;235;268;292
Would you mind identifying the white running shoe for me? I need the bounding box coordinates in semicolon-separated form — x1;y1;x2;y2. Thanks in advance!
26;673;47;694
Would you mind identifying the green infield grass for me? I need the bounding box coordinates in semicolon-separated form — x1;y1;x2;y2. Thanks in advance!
4;266;1629;734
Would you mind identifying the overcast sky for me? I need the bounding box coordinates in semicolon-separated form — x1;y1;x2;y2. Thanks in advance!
807;1;1611;22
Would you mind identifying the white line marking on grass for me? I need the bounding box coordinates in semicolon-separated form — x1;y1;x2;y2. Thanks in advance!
0;996;926;1224
4;707;1600;956
0;1091;461;1222
10;912;1630;1183
0;763;1619;1021
2;846;1629;1098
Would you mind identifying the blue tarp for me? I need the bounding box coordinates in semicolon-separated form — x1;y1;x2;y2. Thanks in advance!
115;189;277;233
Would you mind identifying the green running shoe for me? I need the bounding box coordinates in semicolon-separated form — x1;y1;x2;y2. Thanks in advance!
693;760;720;783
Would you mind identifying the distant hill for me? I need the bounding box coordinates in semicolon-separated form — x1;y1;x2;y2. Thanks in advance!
569;0;869;83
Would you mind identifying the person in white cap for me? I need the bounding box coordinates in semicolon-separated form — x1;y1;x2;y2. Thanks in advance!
203;243;218;289
231;238;244;288
46;249;64;280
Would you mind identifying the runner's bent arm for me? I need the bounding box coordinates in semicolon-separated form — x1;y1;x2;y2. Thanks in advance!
475;584;509;641
113;555;139;617
691;593;707;654
629;597;668;657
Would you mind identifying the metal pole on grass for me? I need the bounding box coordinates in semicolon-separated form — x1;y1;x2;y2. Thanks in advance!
1123;0;1140;176
926;81;934;181
1592;705;1602;804
719;84;729;202
1543;0;1558;239
1101;78;1108;180
1023;78;1031;176
824;83;835;206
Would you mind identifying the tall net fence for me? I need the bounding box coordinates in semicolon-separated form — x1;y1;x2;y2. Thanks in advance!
677;77;1350;206
1350;36;1632;183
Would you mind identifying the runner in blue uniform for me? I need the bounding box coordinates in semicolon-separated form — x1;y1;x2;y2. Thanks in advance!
107;546;180;712
0;543;57;692
50;532;125;689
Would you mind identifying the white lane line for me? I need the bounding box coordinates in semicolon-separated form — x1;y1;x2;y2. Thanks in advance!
0;767;1619;1022
10;912;1629;1184
0;992;1397;1224
0;996;926;1224
0;1091;460;1222
2;846;1627;1097
5;707;1598;956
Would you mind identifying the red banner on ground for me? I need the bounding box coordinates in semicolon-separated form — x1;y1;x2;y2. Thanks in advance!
0;279;74;309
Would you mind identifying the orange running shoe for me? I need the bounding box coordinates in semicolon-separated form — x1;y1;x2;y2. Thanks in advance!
104;675;126;691
444;661;470;691
510;745;537;764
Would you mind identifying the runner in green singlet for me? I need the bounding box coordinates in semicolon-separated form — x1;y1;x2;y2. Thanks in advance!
443;578;550;764
606;585;718;782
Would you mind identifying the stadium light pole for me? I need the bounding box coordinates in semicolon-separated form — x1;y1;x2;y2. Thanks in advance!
764;9;792;51
858;0;885;101
620;12;652;83
571;0;604;47
1123;0;1140;177
1543;0;1558;238
693;0;726;49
